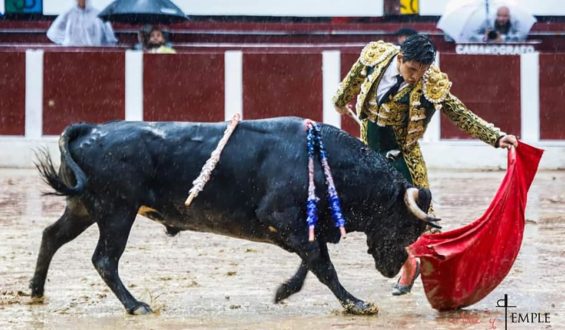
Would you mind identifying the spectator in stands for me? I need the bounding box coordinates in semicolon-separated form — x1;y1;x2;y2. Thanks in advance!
470;6;527;42
395;28;418;45
47;0;117;46
132;24;153;51
145;26;176;54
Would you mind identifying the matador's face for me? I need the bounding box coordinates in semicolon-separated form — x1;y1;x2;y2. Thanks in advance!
396;54;430;85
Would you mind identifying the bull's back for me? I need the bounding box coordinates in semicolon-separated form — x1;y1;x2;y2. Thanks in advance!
67;118;312;239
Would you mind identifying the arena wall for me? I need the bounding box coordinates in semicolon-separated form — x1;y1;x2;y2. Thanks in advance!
0;48;563;169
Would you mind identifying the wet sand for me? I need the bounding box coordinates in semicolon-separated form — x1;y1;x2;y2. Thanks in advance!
1;168;564;329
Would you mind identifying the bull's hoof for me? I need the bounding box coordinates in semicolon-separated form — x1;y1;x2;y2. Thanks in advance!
274;283;293;303
30;290;44;299
29;295;45;304
343;301;379;315
128;302;153;315
29;281;44;298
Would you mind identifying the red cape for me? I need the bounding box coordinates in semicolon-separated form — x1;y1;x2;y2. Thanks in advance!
409;142;543;311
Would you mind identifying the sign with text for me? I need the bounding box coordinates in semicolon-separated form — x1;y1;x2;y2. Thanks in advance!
455;43;537;55
400;0;419;14
5;0;42;14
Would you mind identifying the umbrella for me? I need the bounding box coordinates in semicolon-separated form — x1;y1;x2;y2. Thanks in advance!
437;0;536;43
410;142;543;310
99;0;188;24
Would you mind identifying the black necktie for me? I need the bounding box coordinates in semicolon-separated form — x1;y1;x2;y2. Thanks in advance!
378;75;404;106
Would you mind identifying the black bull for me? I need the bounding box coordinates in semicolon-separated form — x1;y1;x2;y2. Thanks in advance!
31;117;439;315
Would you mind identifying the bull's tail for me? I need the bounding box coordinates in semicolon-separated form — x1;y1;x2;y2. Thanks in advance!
404;187;441;229
35;123;93;197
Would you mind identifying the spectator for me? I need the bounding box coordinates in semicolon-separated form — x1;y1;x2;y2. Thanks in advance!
145;26;176;54
470;6;527;42
47;0;117;46
132;24;153;51
395;28;418;45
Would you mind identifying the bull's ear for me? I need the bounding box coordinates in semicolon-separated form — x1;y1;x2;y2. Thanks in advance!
367;248;371;254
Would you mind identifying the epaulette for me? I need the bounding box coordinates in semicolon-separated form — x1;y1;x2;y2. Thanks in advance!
359;41;399;67
422;65;452;108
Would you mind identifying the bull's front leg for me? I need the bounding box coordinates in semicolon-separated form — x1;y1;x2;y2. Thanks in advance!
91;207;152;315
299;241;378;315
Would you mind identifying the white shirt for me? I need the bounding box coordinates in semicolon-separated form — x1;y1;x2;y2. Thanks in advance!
47;3;117;46
376;55;408;104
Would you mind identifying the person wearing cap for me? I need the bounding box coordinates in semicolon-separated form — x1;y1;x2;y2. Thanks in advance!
332;34;517;296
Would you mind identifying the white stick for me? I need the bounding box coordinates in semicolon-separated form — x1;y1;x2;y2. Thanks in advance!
347;108;362;126
185;113;241;206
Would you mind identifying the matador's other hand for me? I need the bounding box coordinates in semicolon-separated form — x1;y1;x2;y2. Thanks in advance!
334;104;354;115
498;135;518;149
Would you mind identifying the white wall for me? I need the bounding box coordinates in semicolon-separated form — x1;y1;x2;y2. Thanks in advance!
41;0;565;17
180;0;384;17
43;0;384;17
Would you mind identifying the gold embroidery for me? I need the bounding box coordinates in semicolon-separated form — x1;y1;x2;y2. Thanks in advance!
441;94;505;146
332;58;365;108
360;119;368;144
423;65;451;106
332;41;399;118
356;51;398;117
404;82;427;148
360;41;399;67
402;145;430;188
374;102;408;127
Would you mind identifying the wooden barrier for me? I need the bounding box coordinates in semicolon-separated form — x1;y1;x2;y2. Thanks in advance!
439;54;522;140
0;51;25;135
42;51;125;134
143;52;225;122
0;48;563;149
539;53;565;140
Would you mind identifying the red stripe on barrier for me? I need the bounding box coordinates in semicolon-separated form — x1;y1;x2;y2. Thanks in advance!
43;52;125;135
0;52;25;135
539;54;565;140
143;53;224;122
243;53;323;121
439;54;521;140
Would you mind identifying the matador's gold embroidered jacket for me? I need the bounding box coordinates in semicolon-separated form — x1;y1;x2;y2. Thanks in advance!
332;41;505;188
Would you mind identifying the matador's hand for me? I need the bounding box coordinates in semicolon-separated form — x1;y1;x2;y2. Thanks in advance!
334;104;354;115
498;135;518;149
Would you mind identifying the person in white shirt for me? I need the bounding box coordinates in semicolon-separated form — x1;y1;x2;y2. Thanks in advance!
47;0;117;46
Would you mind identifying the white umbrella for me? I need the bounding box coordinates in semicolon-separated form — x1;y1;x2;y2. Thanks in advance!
437;0;536;43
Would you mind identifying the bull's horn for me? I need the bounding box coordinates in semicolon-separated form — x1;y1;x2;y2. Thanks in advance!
404;188;441;228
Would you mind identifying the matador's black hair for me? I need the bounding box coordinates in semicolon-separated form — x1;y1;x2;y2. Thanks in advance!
400;34;436;65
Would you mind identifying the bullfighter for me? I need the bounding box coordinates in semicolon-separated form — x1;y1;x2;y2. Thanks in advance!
332;34;518;296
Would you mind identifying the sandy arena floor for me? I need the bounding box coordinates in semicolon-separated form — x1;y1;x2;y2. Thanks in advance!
1;168;564;329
